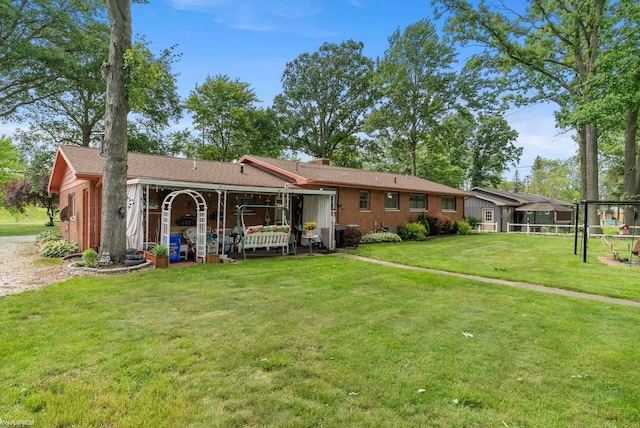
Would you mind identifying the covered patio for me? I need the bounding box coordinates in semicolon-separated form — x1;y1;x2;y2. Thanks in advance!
126;178;336;263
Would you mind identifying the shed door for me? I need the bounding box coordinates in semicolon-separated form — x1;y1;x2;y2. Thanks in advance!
482;208;494;231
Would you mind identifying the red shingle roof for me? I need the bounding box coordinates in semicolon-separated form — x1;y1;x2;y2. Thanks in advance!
49;146;468;198
240;155;469;196
49;146;298;192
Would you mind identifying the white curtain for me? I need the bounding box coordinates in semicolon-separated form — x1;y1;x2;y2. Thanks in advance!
126;184;144;250
302;195;333;249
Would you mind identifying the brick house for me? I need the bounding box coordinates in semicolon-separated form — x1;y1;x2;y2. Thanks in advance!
49;145;468;257
239;155;468;234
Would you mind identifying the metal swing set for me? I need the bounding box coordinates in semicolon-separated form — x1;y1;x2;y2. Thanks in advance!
574;200;640;263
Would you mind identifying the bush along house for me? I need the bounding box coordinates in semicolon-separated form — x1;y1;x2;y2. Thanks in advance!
48;145;469;259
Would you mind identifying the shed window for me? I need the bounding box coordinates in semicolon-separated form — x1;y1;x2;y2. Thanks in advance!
384;192;399;210
441;196;456;211
410;194;427;211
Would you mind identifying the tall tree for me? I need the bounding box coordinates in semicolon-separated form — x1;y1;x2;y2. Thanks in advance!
0;136;22;190
435;0;608;223
185;74;261;161
100;0;131;264
4;145;58;225
468;115;521;187
366;19;458;176
528;156;581;202
14;34;182;152
0;0;103;118
274;40;376;161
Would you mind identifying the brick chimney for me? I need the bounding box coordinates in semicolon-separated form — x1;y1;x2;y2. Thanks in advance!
307;158;330;166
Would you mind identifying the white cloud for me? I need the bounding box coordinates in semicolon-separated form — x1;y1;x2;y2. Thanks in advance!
169;0;333;36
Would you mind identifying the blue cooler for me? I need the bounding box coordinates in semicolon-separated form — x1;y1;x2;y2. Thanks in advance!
169;235;181;262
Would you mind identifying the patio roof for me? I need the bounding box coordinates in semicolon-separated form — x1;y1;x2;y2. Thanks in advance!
515;202;574;212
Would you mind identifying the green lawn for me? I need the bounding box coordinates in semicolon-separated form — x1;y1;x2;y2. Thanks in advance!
353;233;640;302
0;206;50;224
2;253;640;426
0;206;53;236
0;223;54;237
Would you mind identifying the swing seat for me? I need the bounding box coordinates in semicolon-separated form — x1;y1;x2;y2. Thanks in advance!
632;240;640;256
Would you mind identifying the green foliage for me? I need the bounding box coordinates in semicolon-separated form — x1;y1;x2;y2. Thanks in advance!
151;243;168;256
40;240;78;258
397;222;427;241
82;248;99;268
0;0;105;118
426;213;455;235
360;232;402;243
274;40;375;161
465;216;482;230
36;229;63;243
124;40;182;127
455;220;472;235
366;19;457;176
528;156;582;202
0;136;22;188
416;212;431;235
468;115;521;187
185;74;267;161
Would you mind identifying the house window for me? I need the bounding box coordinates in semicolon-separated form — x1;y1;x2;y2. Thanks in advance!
359;191;370;210
409;194;427;211
68;194;76;218
384;192;399;210
441;196;456;211
234;195;254;212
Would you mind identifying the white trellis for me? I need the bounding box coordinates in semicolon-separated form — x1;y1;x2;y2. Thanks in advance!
160;189;208;263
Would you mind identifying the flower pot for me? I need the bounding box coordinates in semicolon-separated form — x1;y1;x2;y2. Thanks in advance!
145;252;169;268
305;229;314;237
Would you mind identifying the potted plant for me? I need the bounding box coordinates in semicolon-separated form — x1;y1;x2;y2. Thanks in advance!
303;221;317;236
146;243;169;268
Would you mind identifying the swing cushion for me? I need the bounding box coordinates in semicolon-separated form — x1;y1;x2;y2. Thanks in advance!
246;225;264;234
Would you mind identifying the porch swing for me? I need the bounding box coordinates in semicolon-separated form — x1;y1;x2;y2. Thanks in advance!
236;204;296;260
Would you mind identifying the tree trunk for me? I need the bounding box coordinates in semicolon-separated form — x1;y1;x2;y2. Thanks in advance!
585;123;601;233
626;107;640;199
100;0;131;264
578;126;587;201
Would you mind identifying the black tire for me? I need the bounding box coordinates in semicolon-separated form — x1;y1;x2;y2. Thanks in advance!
124;253;143;260
124;258;146;267
125;248;138;255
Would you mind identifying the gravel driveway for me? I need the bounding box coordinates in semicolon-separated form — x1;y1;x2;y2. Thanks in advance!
0;236;75;297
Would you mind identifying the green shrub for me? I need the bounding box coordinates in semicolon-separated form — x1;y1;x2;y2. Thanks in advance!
82;248;99;268
416;212;430;236
151;243;169;256
425;214;455;235
398;222;427;241
465;216;481;230
40;240;78;258
455;220;472;235
36;229;62;243
360;232;402;244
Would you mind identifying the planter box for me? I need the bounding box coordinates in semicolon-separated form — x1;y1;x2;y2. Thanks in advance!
206;254;220;264
145;252;169;268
